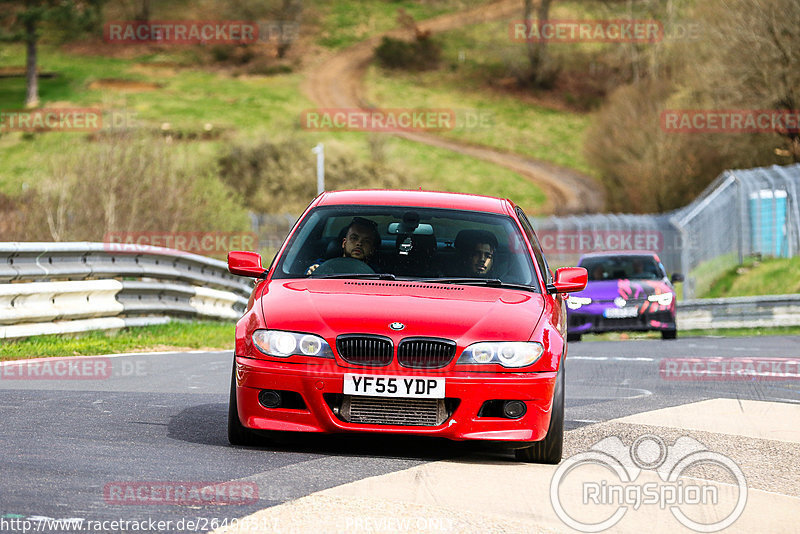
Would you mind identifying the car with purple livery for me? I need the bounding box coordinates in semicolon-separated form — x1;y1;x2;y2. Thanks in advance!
565;251;683;341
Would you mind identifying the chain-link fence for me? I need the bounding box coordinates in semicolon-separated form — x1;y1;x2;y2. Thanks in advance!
535;163;800;298
249;164;800;299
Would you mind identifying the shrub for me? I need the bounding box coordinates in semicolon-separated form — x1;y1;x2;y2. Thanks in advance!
217;137;410;215
375;35;441;71
10;133;250;242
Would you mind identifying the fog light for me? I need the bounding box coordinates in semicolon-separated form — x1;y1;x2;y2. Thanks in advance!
258;389;282;409
503;400;526;419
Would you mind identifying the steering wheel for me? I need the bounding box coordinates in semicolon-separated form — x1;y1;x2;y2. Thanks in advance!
310;257;375;277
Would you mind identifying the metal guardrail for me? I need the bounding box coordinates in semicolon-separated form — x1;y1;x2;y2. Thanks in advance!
0;242;252;340
677;294;800;330
2;243;796;339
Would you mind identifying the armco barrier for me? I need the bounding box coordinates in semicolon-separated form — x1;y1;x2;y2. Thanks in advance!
0;242;252;340
677;294;800;330
2;243;797;339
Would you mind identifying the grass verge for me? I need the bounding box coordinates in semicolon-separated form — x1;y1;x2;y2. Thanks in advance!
0;321;233;360
702;256;800;298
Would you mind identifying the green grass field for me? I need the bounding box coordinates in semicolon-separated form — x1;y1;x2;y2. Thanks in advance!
0;321;233;360
701;256;800;298
365;62;593;174
0;41;546;214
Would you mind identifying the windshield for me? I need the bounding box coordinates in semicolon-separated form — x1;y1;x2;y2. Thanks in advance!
579;255;666;281
272;205;540;291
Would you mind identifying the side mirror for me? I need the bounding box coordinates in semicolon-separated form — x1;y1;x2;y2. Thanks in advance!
549;267;588;294
671;273;685;283
228;251;266;278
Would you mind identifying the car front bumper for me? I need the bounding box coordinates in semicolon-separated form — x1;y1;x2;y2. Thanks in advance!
568;306;676;334
234;356;558;443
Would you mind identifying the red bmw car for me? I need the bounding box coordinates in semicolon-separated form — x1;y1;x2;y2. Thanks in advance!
226;190;587;463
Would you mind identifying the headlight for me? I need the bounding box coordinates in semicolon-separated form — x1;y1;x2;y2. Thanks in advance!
252;329;334;358
457;342;544;368
647;293;674;306
566;296;592;310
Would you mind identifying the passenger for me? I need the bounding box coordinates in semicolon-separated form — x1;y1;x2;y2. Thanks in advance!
306;217;380;275
454;230;498;277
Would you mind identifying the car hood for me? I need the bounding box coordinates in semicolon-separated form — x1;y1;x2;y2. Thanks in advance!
573;279;673;301
259;279;545;344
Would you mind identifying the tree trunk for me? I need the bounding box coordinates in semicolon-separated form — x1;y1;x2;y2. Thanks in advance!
136;0;150;22
24;17;39;108
523;0;554;87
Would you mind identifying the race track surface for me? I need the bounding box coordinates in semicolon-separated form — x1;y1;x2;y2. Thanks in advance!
1;336;798;533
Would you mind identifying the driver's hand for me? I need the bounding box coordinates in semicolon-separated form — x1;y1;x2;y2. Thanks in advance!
306;263;320;276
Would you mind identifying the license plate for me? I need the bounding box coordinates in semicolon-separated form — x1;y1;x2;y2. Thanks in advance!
343;374;445;399
604;307;639;318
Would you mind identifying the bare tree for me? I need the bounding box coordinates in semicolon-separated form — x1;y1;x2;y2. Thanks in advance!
692;0;800;161
522;0;555;87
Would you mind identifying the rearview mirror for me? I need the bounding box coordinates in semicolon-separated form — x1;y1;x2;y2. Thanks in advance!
387;222;434;235
549;267;588;294
228;250;265;278
671;273;684;283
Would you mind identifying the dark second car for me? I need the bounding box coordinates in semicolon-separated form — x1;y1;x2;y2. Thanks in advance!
566;251;682;341
226;190;587;463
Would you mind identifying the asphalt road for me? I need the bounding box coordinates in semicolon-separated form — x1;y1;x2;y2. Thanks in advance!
0;335;798;533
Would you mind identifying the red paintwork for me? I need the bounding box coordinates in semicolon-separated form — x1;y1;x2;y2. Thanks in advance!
228;250;264;278
230;190;574;443
553;267;588;293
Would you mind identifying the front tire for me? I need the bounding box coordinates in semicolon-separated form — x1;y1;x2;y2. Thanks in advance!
661;329;677;340
228;361;261;446
515;359;565;464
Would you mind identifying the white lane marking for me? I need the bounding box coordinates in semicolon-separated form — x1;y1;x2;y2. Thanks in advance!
570;356;654;362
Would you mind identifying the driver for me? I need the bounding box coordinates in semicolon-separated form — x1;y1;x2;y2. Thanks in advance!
306;217;380;275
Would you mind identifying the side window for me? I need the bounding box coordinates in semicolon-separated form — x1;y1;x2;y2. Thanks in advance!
516;208;552;285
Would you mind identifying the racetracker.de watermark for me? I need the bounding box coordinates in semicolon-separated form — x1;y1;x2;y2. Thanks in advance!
551;434;747;532
103;231;257;256
105;21;257;44
0;356;150;381
104;20;299;44
660;357;800;381
509;19;663;43
661;109;800;134
300;108;493;132
0;109;137;132
538;230;663;255
103;481;259;505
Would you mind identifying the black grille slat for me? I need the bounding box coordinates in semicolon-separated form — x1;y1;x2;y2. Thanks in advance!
337;334;393;366
397;337;456;369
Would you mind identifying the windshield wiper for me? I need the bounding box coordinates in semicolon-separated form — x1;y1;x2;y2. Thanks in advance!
416;278;537;292
317;273;397;280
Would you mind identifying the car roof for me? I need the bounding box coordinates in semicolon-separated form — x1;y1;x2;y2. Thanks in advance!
314;190;512;215
579;251;661;261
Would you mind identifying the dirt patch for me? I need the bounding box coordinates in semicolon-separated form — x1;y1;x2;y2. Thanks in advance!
0;66;57;79
88;78;163;91
301;0;605;215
